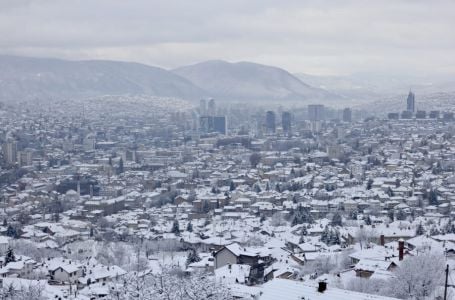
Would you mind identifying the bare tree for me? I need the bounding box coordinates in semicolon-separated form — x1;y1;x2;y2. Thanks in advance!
384;253;446;300
355;227;375;250
0;282;45;300
346;278;388;296
107;269;233;300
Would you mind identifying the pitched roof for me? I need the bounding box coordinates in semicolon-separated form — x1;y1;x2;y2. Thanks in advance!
259;279;400;300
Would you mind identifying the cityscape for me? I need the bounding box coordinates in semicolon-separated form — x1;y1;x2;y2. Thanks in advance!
0;1;455;300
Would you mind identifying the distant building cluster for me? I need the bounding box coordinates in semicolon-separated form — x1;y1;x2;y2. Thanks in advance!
0;93;454;300
387;91;454;121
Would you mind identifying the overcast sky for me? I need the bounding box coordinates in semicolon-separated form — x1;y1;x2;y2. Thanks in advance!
1;0;454;76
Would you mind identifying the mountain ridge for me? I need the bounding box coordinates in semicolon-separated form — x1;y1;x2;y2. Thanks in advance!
173;60;337;102
0;55;338;103
0;55;206;102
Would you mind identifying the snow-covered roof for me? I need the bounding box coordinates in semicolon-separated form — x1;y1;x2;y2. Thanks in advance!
258;278;400;300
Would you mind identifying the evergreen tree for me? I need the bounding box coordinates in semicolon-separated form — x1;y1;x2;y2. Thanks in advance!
320;225;330;244
349;210;358;220
202;201;210;213
6;225;17;238
386;187;394;197
329;229;341;245
429;189;438;205
4;246;15;265
171;220;180;235
430;226;440;236
229;181;236;191
364;215;372;226
331;213;342;226
186;222;193;232
301;226;308;236
53;212;60;222
2;219;7;227
291;205;314;226
275;183;281;192
186;249;201;267
366;178;373;190
396;209;406;221
415;222;425;235
388;210;394;222
249;152;261;168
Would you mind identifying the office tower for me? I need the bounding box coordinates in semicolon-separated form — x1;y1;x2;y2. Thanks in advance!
17;150;33;167
406;91;415;113
207;98;216;116
342;108;352;122
2;141;17;165
265;111;276;134
443;112;454;121
415;110;426;119
308;104;325;121
281;111;291;134
401;110;413;119
199;116;227;135
199;99;207;115
429;111;440;119
388;113;399;120
213;116;227;134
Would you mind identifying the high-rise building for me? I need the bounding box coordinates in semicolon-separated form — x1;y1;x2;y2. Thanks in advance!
213;116;227;134
2;141;17;165
443;112;454;121
406;91;415;113
429;111;440;119
199;99;207;115
342;108;352;122
281;111;292;134
199;116;227;135
308;104;325;121
207;98;216;116
265;111;276;134
18;150;33;167
401;110;413;119
387;113;400;120
388;113;399;120
415;110;426;119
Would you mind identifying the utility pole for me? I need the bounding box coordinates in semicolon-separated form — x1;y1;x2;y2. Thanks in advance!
444;264;449;300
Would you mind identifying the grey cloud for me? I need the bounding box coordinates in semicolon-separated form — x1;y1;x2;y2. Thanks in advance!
0;0;454;75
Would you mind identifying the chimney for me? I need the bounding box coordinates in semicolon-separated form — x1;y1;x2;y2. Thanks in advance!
318;281;327;293
380;235;385;246
398;239;404;261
